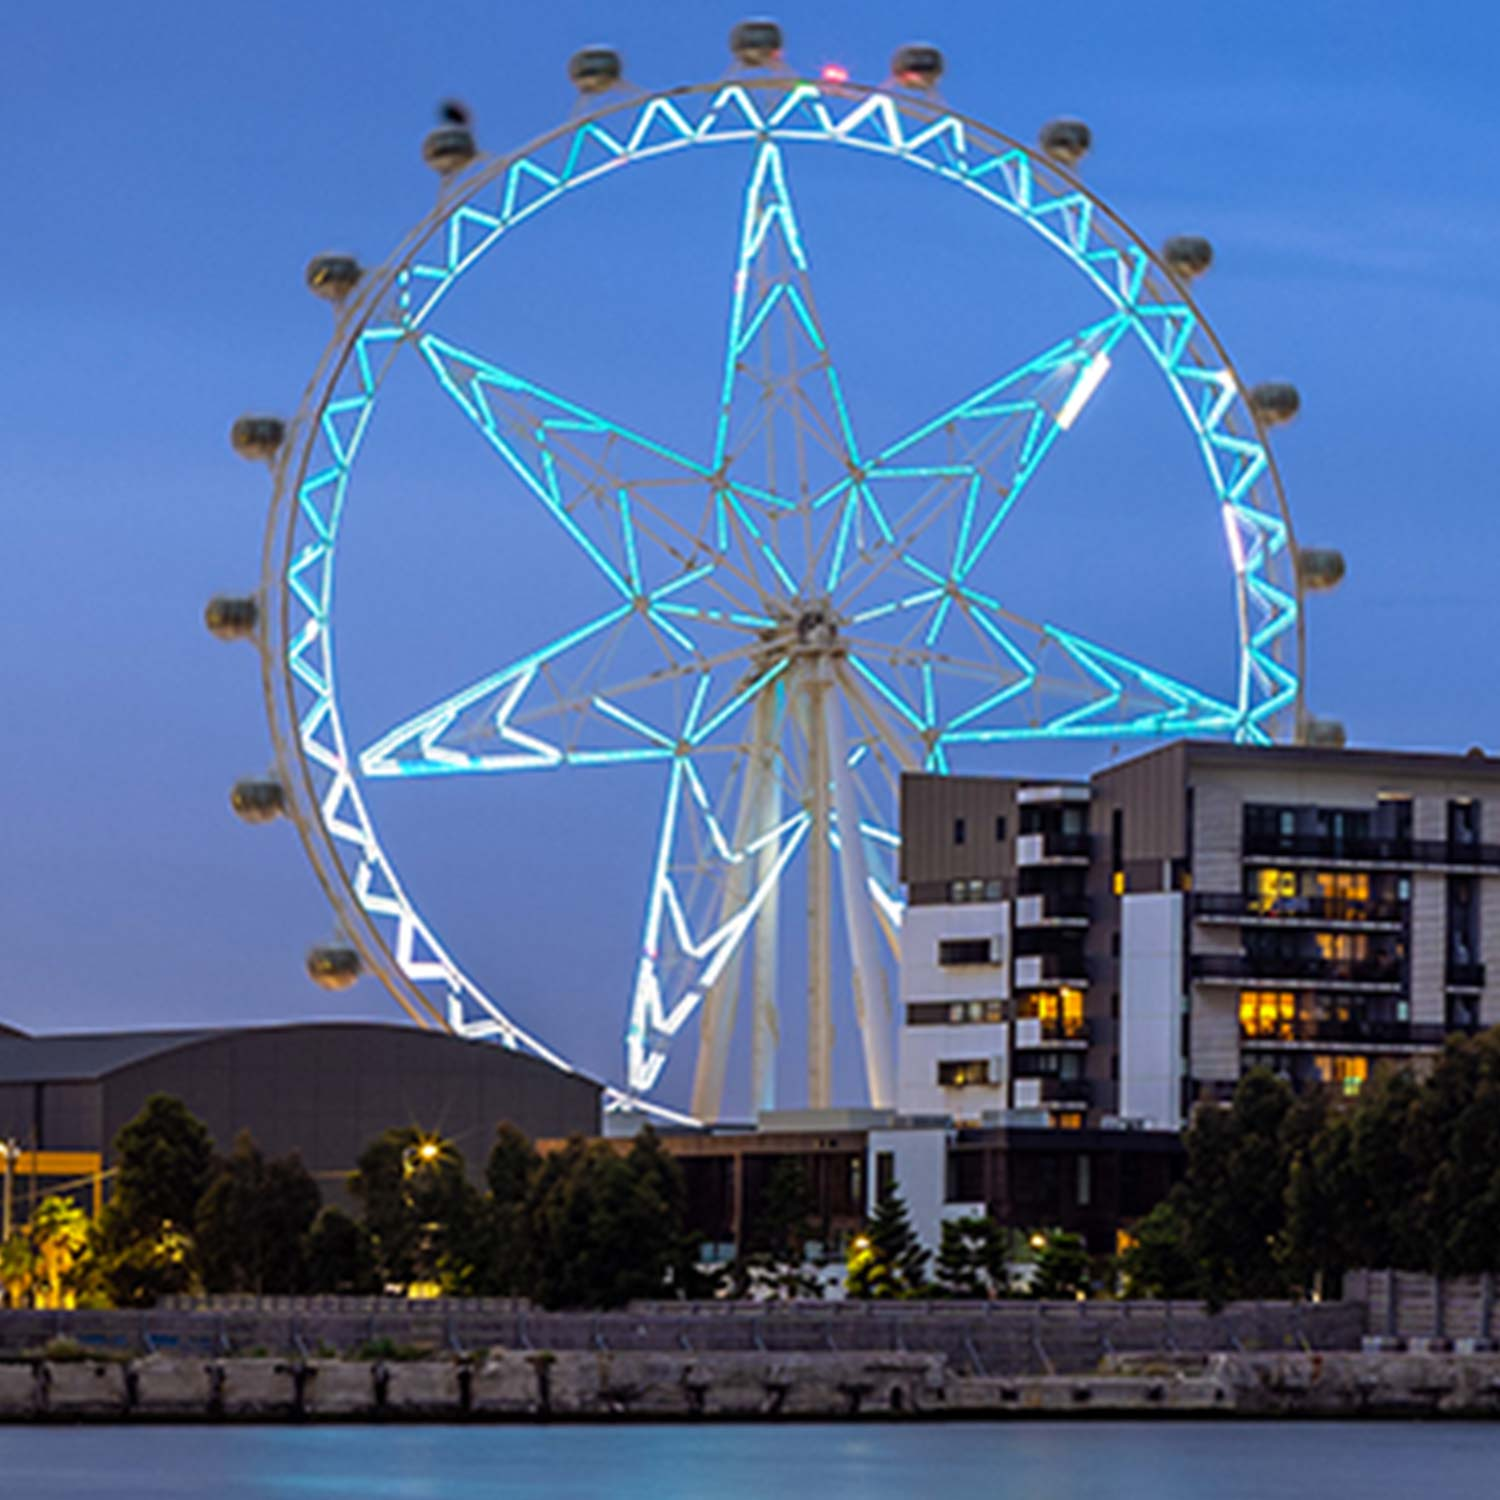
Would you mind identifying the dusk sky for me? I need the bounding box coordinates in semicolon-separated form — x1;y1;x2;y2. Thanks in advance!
3;2;1497;1114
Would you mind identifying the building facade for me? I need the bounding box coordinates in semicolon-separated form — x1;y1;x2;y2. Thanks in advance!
0;1021;601;1220
899;742;1500;1130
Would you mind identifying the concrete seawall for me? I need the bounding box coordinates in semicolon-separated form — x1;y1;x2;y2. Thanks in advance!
1;1350;1498;1421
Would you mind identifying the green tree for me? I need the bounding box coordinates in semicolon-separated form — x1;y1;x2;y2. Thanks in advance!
196;1132;321;1294
933;1215;1009;1299
1406;1030;1500;1276
728;1158;823;1300
846;1183;928;1299
1032;1229;1091;1299
95;1094;215;1306
1118;1200;1198;1299
30;1196;91;1309
110;1095;215;1233
348;1127;481;1290
486;1123;541;1296
303;1207;380;1295
526;1132;691;1309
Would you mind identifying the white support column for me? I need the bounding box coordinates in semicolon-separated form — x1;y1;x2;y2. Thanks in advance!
690;694;776;1121
827;692;894;1107
804;666;834;1109
752;683;785;1115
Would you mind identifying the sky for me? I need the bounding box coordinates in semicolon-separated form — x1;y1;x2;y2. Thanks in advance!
2;1;1497;1115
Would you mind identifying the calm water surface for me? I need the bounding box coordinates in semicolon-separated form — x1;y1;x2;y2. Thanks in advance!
0;1422;1492;1498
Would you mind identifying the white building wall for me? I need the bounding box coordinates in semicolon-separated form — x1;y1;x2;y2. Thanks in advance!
896;1023;1007;1119
898;901;1011;1003
867;1126;950;1254
896;901;1011;1119
1120;892;1185;1129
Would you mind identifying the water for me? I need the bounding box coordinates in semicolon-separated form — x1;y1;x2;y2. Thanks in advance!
0;1422;1491;1498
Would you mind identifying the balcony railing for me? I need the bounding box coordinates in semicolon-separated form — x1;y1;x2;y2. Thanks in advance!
1241;1019;1447;1047
1446;962;1487;991
1192;892;1406;926
1014;1016;1092;1046
1014;891;1091;925
1242;831;1500;868
1192;952;1405;988
1014;953;1090;988
1016;830;1092;864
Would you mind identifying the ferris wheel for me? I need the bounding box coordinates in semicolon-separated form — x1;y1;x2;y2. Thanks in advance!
211;24;1343;1124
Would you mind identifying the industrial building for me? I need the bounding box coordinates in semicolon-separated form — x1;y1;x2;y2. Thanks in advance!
0;1020;601;1222
897;739;1500;1131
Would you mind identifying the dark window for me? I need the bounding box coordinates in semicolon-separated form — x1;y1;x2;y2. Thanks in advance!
954;817;967;846
937;1059;991;1088
995;815;1007;842
939;938;993;966
876;1150;895;1199
1111;808;1124;872
1450;799;1481;846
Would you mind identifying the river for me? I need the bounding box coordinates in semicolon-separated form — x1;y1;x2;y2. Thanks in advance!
0;1421;1492;1497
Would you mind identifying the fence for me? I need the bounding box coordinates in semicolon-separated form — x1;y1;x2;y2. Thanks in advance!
1346;1269;1498;1342
0;1297;1364;1375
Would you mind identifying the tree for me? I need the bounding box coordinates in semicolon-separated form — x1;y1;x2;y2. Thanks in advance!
933;1215;1009;1299
526;1132;692;1309
728;1158;823;1300
196;1132;321;1294
1118;1201;1197;1300
0;1231;36;1308
1032;1229;1091;1300
110;1095;215;1234
1410;1031;1500;1276
95;1094;215;1306
486;1123;540;1296
846;1183;928;1299
29;1196;90;1309
348;1127;480;1290
303;1207;380;1295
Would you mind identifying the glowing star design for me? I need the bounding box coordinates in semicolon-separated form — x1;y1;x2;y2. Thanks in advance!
269;80;1300;1123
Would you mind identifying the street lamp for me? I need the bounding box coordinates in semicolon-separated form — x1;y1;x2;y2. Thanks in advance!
0;1141;19;1243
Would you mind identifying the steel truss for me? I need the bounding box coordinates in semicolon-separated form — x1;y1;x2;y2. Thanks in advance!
257;76;1303;1122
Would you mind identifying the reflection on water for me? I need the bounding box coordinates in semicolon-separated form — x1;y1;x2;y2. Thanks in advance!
0;1421;1493;1499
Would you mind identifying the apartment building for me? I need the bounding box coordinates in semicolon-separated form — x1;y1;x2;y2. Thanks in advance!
898;742;1500;1130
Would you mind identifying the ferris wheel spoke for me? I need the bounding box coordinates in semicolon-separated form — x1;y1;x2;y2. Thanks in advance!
842;583;1244;762
417;332;787;620
714;139;865;587
358;587;785;779
627;752;811;1096
825;313;1131;610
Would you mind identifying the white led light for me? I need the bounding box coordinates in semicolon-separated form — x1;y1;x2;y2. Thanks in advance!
1056;351;1111;430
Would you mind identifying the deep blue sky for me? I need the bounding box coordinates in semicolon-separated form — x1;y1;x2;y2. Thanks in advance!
2;3;1497;1112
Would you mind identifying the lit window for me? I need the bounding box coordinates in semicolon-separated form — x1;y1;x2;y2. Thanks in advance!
1112;870;1125;897
1314;1054;1369;1096
938;1059;991;1088
1239;990;1297;1039
1053;1112;1085;1130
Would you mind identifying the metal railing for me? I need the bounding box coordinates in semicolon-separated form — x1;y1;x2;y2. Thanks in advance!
1192;892;1405;925
1192;952;1405;987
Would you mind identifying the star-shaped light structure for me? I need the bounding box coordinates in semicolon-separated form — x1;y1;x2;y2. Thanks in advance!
270;80;1298;1121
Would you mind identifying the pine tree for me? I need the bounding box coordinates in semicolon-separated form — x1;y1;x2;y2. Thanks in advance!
846;1183;929;1299
934;1215;1008;1299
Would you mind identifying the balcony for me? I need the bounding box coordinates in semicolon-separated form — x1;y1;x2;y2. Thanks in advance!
1192;892;1405;930
1014;953;1090;989
1014;892;1091;927
1011;1075;1093;1108
1014;1016;1091;1049
1446;962;1487;992
1241;1019;1447;1048
1015;830;1092;866
1192;952;1405;990
1242;831;1500;870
